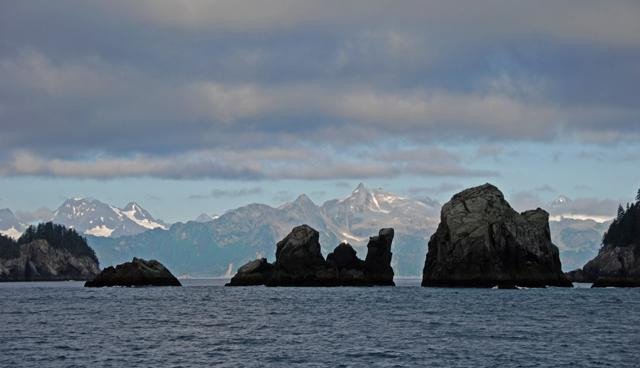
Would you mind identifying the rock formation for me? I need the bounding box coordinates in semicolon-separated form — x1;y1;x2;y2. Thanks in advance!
0;239;100;281
267;225;333;286
326;242;368;285
363;228;395;286
422;183;572;288
565;268;588;283
576;245;640;287
225;258;273;286
568;197;640;287
226;224;396;286
85;257;181;287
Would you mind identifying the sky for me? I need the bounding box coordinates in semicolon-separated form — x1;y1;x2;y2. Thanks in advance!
0;0;639;223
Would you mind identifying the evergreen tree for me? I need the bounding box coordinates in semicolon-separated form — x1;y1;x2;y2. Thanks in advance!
17;222;97;262
617;204;625;221
0;233;20;259
636;187;640;203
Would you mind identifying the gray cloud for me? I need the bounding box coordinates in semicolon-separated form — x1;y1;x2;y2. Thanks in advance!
1;1;639;182
189;187;263;200
408;183;462;196
534;185;556;193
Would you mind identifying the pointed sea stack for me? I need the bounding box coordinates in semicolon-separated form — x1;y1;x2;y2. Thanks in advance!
422;184;572;288
364;228;395;286
85;257;181;287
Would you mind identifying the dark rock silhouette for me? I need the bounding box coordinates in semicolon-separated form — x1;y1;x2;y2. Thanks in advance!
326;242;367;285
225;258;273;286
267;225;334;286
85;257;181;287
0;239;99;281
566;198;640;287
364;228;395;286
579;244;640;287
227;224;396;287
422;184;572;288
565;269;589;283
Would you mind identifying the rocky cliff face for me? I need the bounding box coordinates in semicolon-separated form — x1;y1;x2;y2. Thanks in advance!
227;224;396;286
85;257;181;287
422;184;571;288
572;244;640;287
0;239;99;281
567;197;640;287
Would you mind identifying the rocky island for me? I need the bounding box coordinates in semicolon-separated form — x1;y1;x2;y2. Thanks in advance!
422;184;572;288
566;194;640;287
227;225;395;286
85;257;181;287
0;223;99;281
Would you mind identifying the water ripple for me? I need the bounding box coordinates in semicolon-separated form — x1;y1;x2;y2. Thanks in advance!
1;280;639;367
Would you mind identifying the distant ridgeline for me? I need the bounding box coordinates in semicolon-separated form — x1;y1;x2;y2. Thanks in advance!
0;222;99;281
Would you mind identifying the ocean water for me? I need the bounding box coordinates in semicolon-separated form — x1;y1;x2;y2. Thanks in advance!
1;279;639;367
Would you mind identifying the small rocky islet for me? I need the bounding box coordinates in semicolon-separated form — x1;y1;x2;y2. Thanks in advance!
226;225;395;286
85;257;181;287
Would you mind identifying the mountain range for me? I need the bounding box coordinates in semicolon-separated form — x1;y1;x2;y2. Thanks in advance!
0;199;168;239
1;184;612;276
87;184;440;277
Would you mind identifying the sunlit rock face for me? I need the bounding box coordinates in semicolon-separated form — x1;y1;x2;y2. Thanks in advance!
422;184;572;288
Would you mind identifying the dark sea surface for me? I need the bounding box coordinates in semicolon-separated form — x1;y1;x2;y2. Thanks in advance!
1;279;639;367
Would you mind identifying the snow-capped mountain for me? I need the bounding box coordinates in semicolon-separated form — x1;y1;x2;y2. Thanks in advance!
88;183;441;276
52;198;168;238
323;183;440;242
0;208;27;239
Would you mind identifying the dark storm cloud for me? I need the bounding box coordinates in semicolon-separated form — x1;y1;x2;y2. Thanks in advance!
1;1;639;179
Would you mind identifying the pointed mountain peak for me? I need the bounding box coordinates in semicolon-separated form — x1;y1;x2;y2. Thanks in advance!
195;213;214;222
293;194;316;207
353;183;367;193
124;201;141;211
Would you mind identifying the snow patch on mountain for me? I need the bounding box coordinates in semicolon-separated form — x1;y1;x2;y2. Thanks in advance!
550;214;611;223
0;227;23;240
85;225;115;237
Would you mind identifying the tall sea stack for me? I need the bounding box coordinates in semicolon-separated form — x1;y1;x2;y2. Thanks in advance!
422;183;571;288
